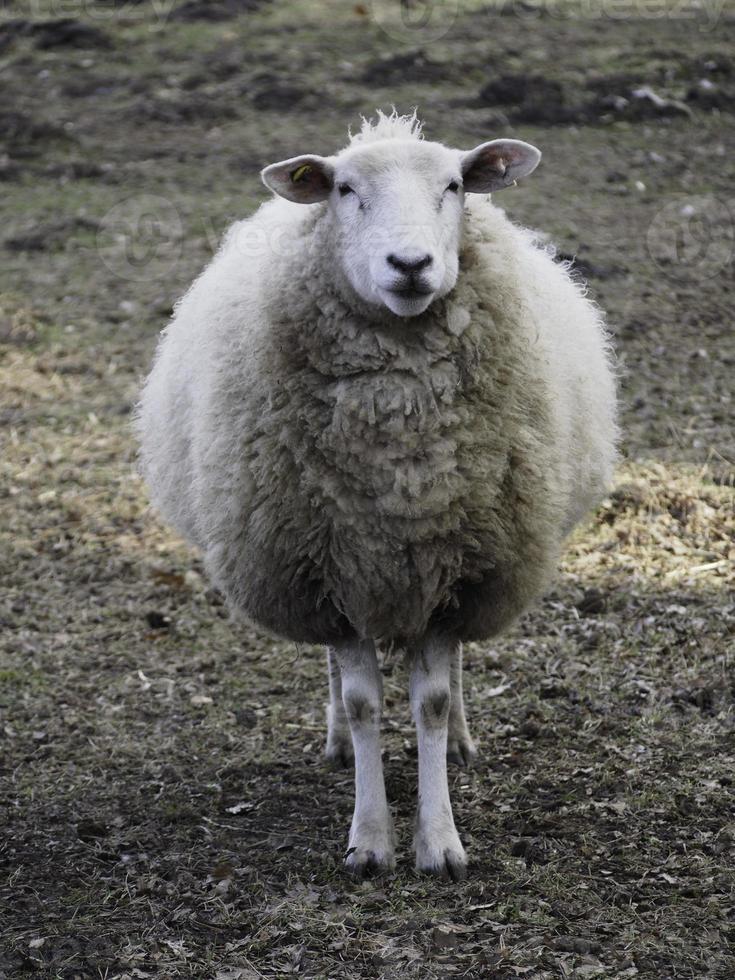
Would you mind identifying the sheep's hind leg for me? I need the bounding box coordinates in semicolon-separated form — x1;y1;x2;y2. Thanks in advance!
410;635;467;880
335;639;395;877
325;647;354;768
447;642;477;767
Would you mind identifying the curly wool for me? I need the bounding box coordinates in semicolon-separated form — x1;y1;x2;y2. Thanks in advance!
137;192;617;647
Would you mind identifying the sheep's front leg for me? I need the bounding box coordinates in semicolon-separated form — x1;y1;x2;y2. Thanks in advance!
447;642;477;767
410;636;467;880
325;647;354;768
334;639;395;876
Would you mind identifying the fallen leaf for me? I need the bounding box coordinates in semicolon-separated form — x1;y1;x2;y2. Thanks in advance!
485;681;512;698
431;926;459;951
225;801;252;814
190;694;213;706
151;569;187;590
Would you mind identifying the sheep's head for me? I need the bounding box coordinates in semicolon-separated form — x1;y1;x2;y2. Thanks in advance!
261;126;540;319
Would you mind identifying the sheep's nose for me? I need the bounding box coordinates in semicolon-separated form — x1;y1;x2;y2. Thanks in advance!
386;253;433;274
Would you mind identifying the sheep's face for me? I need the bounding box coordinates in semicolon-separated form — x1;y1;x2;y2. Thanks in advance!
262;135;540;319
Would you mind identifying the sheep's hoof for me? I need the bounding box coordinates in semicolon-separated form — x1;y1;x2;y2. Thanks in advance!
446;733;477;767
344;844;395;879
417;847;468;882
325;733;354;769
415;832;467;882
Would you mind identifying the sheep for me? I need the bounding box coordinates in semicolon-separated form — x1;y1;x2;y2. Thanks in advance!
136;110;618;881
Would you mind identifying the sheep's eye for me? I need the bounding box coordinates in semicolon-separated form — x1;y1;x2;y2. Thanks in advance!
338;184;355;197
446;180;460;193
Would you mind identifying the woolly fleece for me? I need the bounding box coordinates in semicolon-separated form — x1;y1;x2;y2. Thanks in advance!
136;118;618;647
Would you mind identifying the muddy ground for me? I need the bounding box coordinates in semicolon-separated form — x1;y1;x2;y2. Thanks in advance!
1;1;734;977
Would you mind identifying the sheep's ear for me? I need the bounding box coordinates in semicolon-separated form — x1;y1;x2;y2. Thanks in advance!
261;154;334;204
461;139;541;193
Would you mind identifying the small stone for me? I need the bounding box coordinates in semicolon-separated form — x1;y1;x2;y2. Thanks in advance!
145;610;171;629
576;589;607;616
431;926;459;951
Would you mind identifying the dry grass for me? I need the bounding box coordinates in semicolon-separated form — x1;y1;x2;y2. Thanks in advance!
565;462;734;591
1;0;734;977
2;298;733;980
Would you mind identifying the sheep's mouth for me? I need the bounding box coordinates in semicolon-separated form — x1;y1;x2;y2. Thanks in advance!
378;282;436;318
387;285;434;299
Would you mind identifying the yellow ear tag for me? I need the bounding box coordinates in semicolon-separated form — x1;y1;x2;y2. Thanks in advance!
291;164;312;183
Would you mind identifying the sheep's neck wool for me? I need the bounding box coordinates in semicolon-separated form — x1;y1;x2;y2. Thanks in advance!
138;190;617;647
231;202;569;644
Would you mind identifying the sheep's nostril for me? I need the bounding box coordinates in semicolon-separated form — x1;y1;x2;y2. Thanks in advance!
387;253;433;274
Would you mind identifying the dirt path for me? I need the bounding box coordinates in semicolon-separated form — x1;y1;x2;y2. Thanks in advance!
1;2;734;977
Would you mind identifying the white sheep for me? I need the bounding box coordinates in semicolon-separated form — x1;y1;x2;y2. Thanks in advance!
136;110;617;881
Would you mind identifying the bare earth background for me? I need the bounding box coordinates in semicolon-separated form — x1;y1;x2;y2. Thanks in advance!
1;1;734;977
